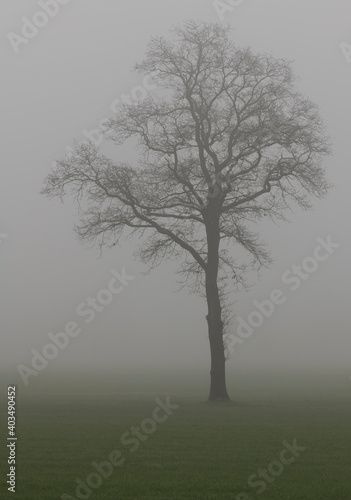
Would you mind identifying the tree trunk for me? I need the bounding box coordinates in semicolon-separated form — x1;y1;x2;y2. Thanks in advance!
206;305;229;401
205;209;230;401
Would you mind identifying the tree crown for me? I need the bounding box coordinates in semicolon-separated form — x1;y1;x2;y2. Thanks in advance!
42;20;331;293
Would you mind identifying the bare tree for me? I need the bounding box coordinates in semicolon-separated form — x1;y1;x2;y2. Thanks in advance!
42;21;331;401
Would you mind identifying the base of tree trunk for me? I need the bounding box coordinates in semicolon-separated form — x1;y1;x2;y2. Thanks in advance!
207;396;231;402
207;382;230;401
207;363;230;401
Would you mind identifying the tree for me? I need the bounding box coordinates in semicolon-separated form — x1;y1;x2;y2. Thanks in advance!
42;21;331;401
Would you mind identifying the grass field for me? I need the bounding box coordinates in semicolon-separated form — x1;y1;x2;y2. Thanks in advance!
0;369;350;499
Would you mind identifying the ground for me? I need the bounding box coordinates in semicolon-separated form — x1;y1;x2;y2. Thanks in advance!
0;370;350;499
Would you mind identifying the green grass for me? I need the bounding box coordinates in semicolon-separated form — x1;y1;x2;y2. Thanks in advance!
0;370;350;499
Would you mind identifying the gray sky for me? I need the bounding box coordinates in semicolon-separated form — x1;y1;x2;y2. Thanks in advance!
1;0;350;382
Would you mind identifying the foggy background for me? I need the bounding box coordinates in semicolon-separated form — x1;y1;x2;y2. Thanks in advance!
1;0;350;384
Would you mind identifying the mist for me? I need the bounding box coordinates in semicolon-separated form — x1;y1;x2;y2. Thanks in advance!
1;0;350;386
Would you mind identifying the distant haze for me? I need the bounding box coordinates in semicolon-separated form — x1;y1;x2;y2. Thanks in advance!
1;0;350;382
